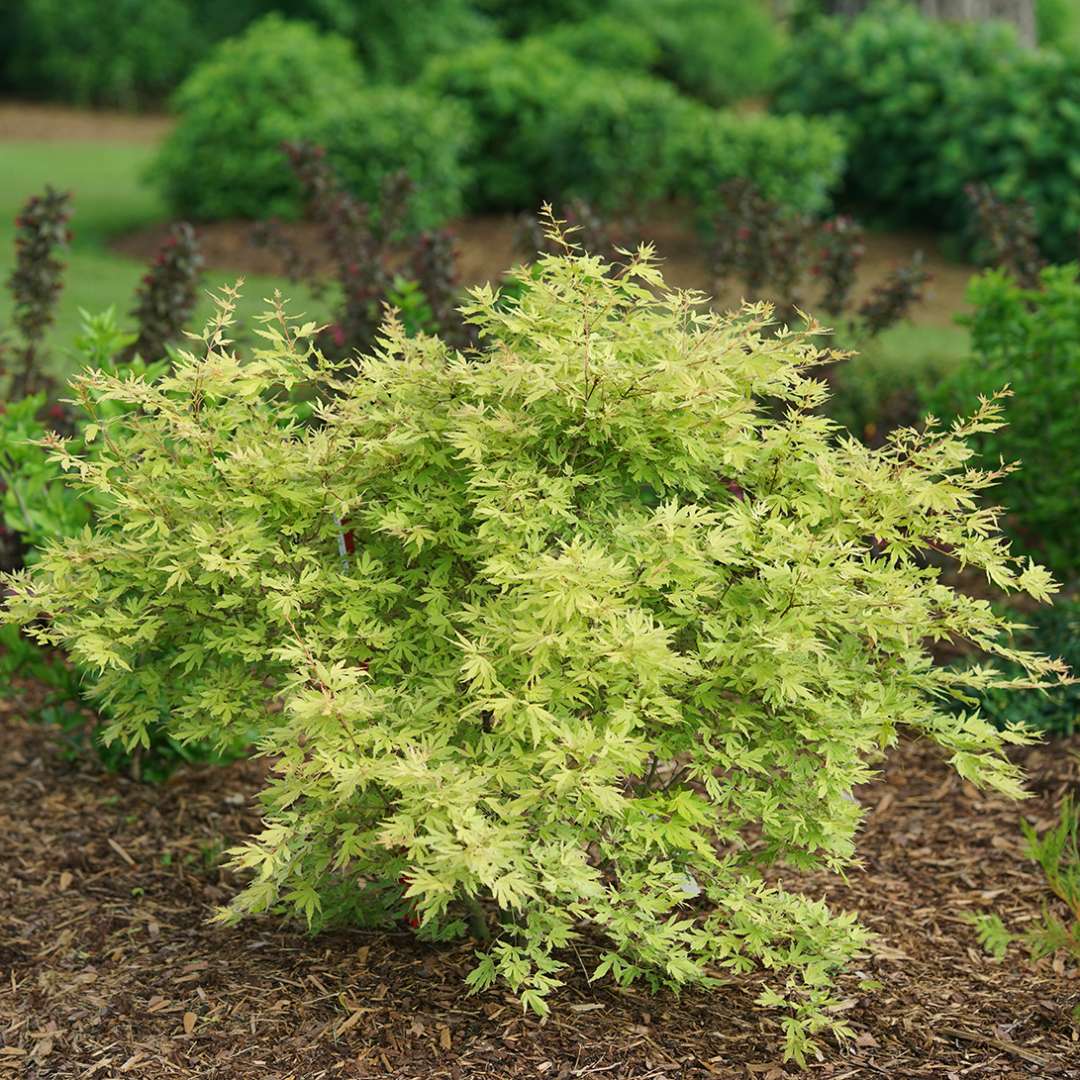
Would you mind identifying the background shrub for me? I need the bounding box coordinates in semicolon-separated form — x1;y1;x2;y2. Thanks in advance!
4;0;204;108
316;88;473;231
777;4;1080;262
481;0;780;104
308;0;497;83
0;0;495;107
924;266;1080;579
613;0;783;105
537;74;705;211
422;41;694;210
424;40;842;215
151;16;469;228
971;49;1080;263
672;110;846;221
150;16;365;220
949;598;1080;736
526;17;661;72
471;0;598;37
1038;0;1080;52
775;9;1012;221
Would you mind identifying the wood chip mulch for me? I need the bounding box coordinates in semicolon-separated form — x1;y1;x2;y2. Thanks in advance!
1;698;1079;1079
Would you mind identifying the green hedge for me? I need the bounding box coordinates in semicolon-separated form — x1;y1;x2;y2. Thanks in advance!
5;0;205;108
489;0;782;104
1;0;495;107
776;5;1080;261
421;41;691;210
1038;0;1080;52
318;89;473;231
671;109;846;222
424;39;842;214
150;16;364;220
3;0;781;111
526;17;661;72
924;266;1080;580
472;0;598;36
150;16;468;228
288;0;497;83
613;0;783;105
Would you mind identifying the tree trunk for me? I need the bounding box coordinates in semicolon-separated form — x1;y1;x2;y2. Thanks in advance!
815;0;1035;45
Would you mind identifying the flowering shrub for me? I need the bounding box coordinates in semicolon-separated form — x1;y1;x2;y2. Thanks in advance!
3;237;1065;1062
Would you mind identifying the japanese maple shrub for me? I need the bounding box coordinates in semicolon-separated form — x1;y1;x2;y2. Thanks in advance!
3;237;1066;1062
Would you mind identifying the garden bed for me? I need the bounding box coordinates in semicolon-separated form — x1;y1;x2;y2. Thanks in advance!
1;700;1077;1078
110;214;977;329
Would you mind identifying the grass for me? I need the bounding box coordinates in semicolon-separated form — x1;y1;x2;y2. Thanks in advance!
0;141;326;381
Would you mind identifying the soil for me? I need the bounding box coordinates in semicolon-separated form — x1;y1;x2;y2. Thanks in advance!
0;102;172;144
2;695;1079;1079
111;213;977;330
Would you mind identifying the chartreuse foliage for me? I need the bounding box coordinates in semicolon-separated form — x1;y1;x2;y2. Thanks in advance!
2;238;1067;1063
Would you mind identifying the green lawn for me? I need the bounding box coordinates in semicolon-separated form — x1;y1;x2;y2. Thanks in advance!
0;141;326;383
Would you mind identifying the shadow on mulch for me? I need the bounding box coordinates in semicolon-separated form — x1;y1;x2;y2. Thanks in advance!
1;701;1078;1079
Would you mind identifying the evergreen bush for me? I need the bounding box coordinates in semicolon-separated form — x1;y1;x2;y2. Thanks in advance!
423;40;843;215
526;17;661;72
776;4;1080;261
924;266;1080;579
672;109;846;222
150;17;469;229
3;239;1065;1062
150;16;366;221
4;0;203;107
613;0;783;105
422;40;693;210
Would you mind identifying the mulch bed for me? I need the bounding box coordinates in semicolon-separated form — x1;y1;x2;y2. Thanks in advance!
109;213;977;331
2;699;1079;1079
